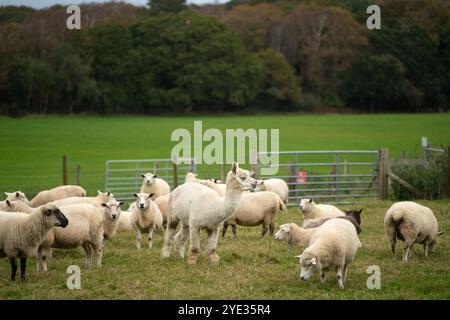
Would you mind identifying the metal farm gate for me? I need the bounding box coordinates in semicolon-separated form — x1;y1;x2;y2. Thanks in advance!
255;150;381;206
104;158;196;201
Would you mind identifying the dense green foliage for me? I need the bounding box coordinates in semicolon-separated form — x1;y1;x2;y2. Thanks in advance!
0;0;449;114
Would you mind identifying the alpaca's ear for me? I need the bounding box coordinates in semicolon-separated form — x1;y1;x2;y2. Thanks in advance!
231;162;238;174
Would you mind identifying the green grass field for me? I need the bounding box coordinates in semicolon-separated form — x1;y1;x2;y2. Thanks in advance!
0;201;449;299
0;114;449;299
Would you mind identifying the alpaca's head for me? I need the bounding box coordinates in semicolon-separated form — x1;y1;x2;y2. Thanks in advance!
226;162;257;191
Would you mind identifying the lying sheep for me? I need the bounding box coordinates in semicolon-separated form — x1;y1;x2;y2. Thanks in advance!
296;218;361;289
222;191;286;239
384;201;443;262
154;193;170;229
53;191;113;207
299;198;345;220
255;179;289;203
275;223;317;247
29;185;86;207
302;209;363;234
4;191;30;205
140;173;170;199
0;204;68;280
131;193;163;249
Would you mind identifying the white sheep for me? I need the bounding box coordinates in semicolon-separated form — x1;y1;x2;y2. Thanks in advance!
255;178;289;203
130;193;163;249
384;201;443;262
299;198;345;220
161;162;257;264
4;191;30;205
222;191;286;239
154;193;170;229
29;185;86;207
140;173;170;199
52;190;114;207
296;218;361;288
0;204;68;280
275;223;317;247
100;199;124;240
117;210;133;232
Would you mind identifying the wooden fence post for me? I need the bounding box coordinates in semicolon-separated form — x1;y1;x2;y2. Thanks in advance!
377;148;389;200
173;161;178;188
153;162;158;174
75;162;80;186
62;155;68;185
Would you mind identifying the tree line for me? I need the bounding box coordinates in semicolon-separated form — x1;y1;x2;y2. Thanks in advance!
0;0;449;116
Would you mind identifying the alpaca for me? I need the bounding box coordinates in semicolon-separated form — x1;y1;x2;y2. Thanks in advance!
161;162;257;264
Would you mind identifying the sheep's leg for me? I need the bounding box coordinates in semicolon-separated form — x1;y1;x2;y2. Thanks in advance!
9;257;17;281
343;264;349;283
187;226;200;265
231;224;237;240
135;228;142;250
82;242;93;269
221;222;229;238
20;257;27;281
92;243;102;268
36;249;42;272
161;219;179;258
205;227;220;263
402;240;414;262
148;226;156;249
40;248;50;272
423;244;429;259
269;222;275;236
261;223;269;238
320;271;326;283
390;238;396;258
174;223;189;259
336;267;344;289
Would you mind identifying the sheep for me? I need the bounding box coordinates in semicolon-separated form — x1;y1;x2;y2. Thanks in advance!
222;191;286;239
302;209;363;234
52;190;114;207
130;193;163;250
0;204;68;280
155;193;170;229
140;172;170;199
4;191;30;205
255;178;289;204
100;199;124;240
384;201;444;262
274;223;317;247
299;198;345;220
117;210;133;232
161;162;257;265
296;218;361;289
29;185;86;207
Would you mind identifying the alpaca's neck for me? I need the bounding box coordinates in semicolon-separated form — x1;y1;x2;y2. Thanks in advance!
18;211;52;249
221;181;243;220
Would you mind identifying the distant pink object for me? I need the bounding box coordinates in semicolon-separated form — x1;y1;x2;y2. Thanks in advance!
297;171;307;183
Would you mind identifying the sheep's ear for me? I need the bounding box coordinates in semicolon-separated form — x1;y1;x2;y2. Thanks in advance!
295;255;302;262
153;174;158;178
309;199;313;203
344;209;350;214
4;192;9;196
15;192;20;197
101;203;108;207
357;209;363;214
141;174;145;178
231;162;238;174
311;257;317;265
42;207;53;216
107;192;111;196
148;193;156;199
97;190;102;195
438;231;444;236
6;199;11;207
133;193;138;198
118;202;124;206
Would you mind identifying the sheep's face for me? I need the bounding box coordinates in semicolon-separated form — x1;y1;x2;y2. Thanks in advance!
5;191;30;205
227;162;258;191
297;253;319;282
254;180;266;192
344;209;362;225
142;173;157;185
299;198;313;212
275;224;290;241
42;204;69;228
97;191;114;202
133;193;155;210
2;199;23;212
101;200;124;220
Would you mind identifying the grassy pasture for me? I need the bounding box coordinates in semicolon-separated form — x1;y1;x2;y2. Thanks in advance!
0;200;449;299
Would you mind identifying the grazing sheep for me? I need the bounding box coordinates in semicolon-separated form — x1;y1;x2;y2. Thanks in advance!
52;191;114;207
384;201;443;262
29;185;86;207
130;193;163;250
302;209;363;234
296;218;361;289
161;162;257;264
299;198;345;220
4;191;30;205
222;191;286;239
100;199;124;240
255;179;289;204
155;193;170;229
0;204;68;280
140;173;170;199
275;223;317;247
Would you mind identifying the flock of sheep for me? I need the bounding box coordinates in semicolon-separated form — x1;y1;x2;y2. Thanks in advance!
0;162;444;289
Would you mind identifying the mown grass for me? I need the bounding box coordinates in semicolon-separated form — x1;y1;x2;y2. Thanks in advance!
0;200;449;299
